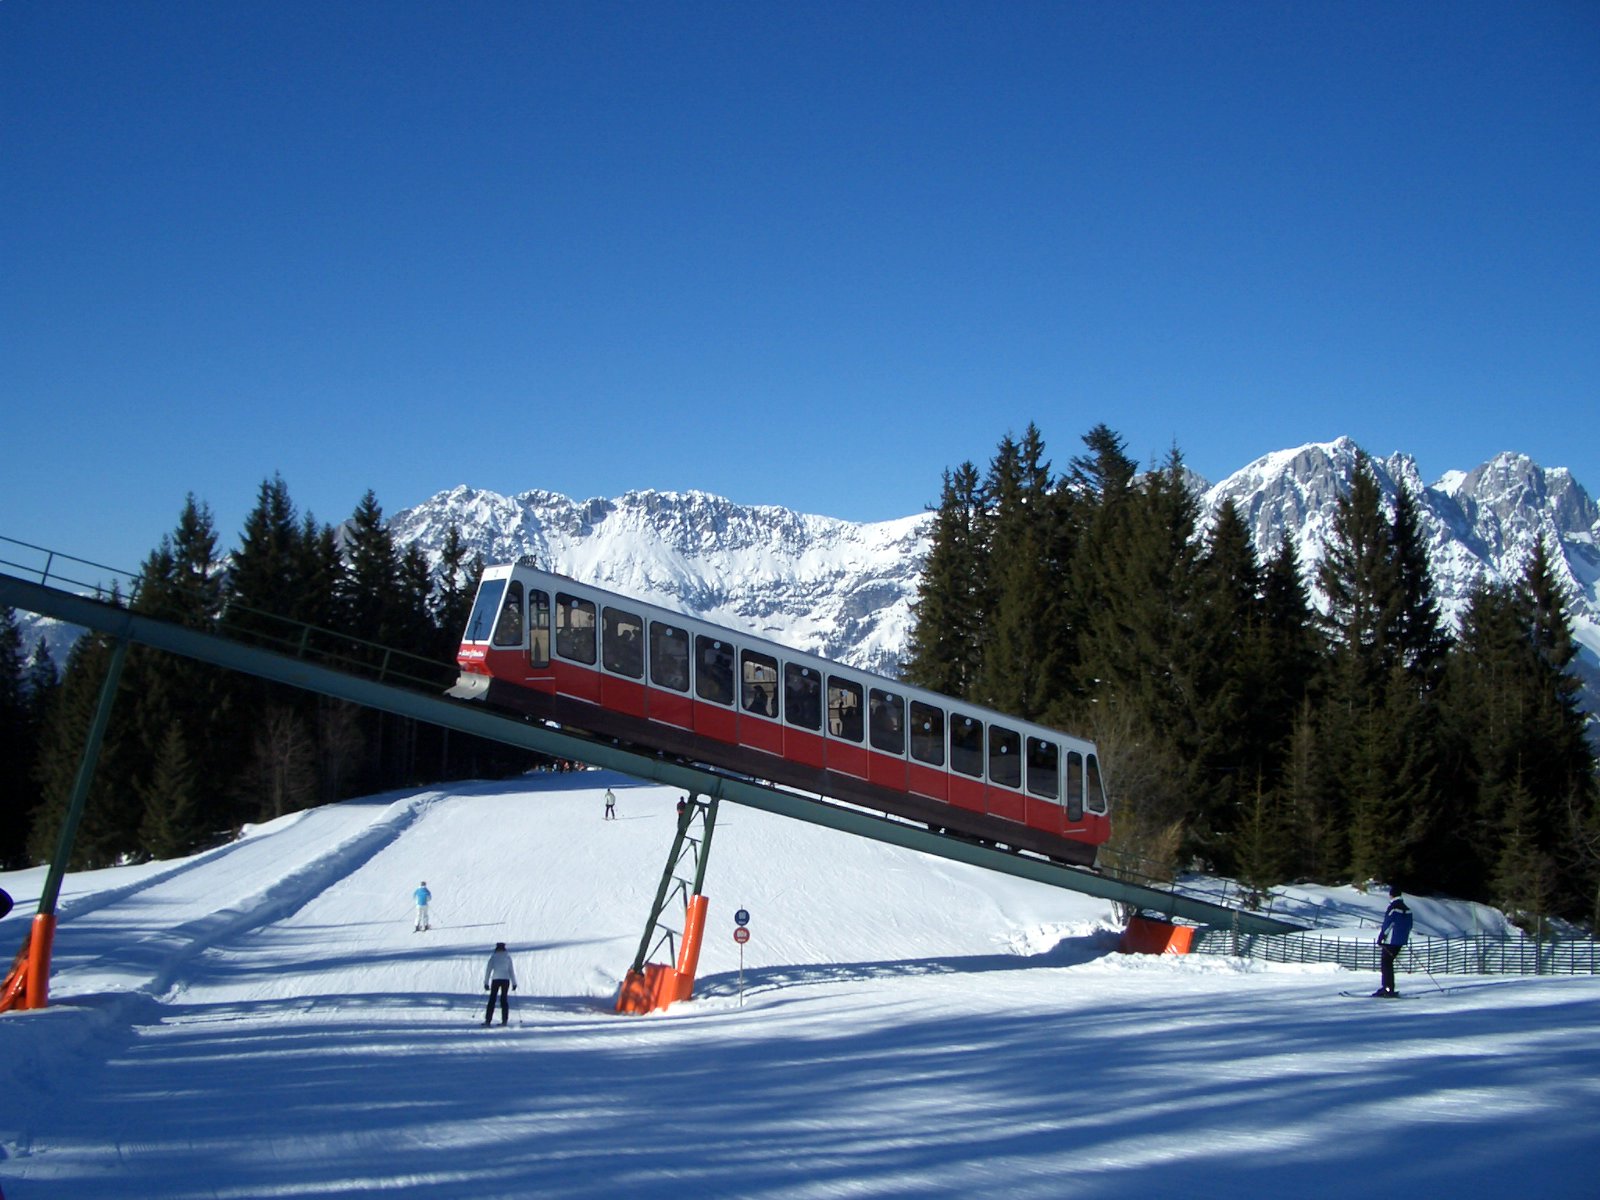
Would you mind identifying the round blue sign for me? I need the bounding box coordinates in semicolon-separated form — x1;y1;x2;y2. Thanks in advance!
734;908;750;927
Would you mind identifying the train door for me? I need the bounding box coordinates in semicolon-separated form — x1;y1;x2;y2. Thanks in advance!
906;700;947;802
948;713;985;813
645;622;693;729
692;635;737;743
600;605;646;718
867;687;907;791
985;723;1026;823
824;675;867;778
553;592;601;702
737;649;784;756
782;663;825;768
1025;736;1065;836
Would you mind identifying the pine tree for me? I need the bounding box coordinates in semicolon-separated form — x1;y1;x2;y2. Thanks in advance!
338;490;403;645
1037;424;1139;727
434;523;479;660
1493;774;1557;935
1387;479;1451;690
127;499;239;847
228;475;304;634
28;629;137;868
138;723;203;860
903;463;987;698
0;608;34;866
1434;580;1524;897
973;426;1055;718
1312;457;1443;883
1317;458;1397;692
1441;541;1599;919
1185;499;1261;865
1076;449;1202;863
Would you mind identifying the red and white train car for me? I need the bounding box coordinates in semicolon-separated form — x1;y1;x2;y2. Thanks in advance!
450;564;1110;866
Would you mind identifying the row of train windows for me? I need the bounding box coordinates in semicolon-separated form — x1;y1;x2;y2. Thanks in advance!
478;581;1105;812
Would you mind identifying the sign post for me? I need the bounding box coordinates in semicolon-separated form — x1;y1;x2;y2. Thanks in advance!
734;908;751;1006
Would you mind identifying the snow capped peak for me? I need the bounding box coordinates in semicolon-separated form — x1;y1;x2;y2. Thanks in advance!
390;440;1600;710
391;487;932;675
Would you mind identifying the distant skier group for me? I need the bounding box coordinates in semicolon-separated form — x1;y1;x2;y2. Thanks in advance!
406;880;523;1026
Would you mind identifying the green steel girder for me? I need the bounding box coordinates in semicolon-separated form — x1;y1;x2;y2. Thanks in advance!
628;794;720;976
0;570;1305;935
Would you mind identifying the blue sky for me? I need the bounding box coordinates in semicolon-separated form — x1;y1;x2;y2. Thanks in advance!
4;1;1597;575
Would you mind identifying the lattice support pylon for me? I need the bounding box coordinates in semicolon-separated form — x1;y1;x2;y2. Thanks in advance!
615;793;720;1014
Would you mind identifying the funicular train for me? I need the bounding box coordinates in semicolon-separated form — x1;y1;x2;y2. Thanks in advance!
449;564;1110;866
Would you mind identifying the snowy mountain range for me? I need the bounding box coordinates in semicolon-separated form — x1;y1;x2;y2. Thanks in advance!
392;437;1600;710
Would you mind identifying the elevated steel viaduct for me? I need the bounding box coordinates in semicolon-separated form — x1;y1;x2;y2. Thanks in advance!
1;565;1302;1012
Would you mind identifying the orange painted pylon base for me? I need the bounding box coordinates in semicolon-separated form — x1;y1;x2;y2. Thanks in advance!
616;894;710;1014
0;914;55;1014
1119;915;1195;956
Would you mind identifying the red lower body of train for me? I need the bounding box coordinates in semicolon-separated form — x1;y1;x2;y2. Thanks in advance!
452;646;1106;868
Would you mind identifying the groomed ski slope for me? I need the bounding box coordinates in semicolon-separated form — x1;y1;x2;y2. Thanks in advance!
2;770;1597;1199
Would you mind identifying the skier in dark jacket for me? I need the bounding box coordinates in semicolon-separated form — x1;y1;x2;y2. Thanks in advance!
1374;885;1414;997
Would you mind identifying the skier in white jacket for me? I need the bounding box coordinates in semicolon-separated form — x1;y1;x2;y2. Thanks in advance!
483;942;518;1026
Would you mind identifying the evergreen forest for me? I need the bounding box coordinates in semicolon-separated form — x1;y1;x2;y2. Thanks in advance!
2;478;535;876
6;435;1599;934
902;424;1600;931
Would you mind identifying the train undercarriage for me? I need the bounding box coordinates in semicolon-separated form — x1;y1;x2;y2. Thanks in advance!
448;672;1099;869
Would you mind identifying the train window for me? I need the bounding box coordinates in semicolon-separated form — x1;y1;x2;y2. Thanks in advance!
909;701;945;766
989;725;1022;789
1087;754;1108;814
1066;751;1084;821
868;689;905;755
950;714;984;777
649;623;690;692
491;580;525;648
602;607;644;678
1027;737;1060;800
784;664;821;730
827;676;863;743
464;579;505;643
554;593;597;665
529;590;550;666
695;637;734;706
741;650;779;718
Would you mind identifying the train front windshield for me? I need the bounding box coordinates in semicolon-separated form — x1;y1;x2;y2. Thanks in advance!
463;578;506;643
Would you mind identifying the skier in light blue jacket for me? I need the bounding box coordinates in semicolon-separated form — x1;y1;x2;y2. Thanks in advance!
413;882;432;932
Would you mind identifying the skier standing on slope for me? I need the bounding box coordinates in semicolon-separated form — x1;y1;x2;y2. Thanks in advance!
604;788;616;820
483;942;518;1026
413;881;432;932
1374;885;1413;997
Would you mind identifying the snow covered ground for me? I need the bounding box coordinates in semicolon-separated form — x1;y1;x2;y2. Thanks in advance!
2;770;1597;1199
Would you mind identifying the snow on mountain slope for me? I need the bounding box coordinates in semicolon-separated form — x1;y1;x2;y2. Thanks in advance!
393;440;1600;709
3;772;1598;1199
391;488;926;676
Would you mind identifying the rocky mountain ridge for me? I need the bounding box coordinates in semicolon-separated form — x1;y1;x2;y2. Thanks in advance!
392;438;1600;707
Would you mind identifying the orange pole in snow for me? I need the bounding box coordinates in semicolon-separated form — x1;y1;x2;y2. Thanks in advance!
23;914;56;1009
673;894;710;1002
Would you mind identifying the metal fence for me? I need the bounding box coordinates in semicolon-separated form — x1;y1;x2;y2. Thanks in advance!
1191;927;1600;976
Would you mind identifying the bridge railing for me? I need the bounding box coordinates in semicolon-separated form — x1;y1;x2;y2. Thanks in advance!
1;534;455;694
1190;927;1600;976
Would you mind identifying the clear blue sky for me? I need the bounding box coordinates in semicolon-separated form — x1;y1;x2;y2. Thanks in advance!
4;1;1597;575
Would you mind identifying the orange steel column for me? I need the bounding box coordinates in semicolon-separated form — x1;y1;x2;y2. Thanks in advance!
672;894;710;1002
23;914;56;1009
